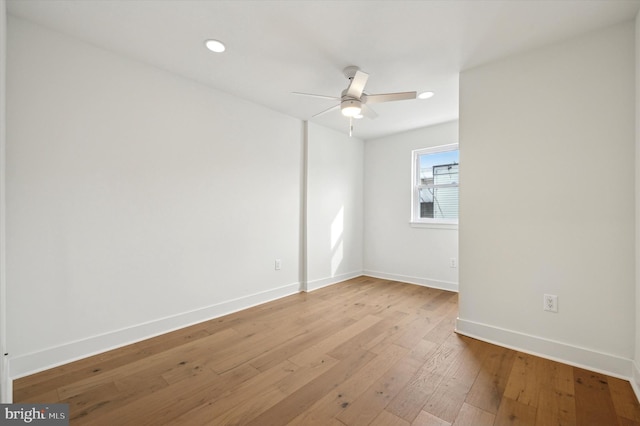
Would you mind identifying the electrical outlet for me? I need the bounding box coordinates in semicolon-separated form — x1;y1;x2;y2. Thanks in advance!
543;294;558;313
275;259;282;270
449;258;457;268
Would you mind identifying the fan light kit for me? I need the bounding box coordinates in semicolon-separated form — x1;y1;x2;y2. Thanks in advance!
293;66;418;136
341;99;362;117
205;39;226;53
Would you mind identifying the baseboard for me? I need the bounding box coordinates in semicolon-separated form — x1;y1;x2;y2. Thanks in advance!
306;271;363;292
9;282;301;381
456;318;632;380
1;356;10;403
631;360;640;402
363;270;458;293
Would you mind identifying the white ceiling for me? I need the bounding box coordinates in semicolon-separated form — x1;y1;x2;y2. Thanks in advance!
6;0;640;140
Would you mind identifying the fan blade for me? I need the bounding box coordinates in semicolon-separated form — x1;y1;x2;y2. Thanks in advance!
346;70;369;98
362;91;417;104
361;104;378;119
312;104;340;118
292;92;340;101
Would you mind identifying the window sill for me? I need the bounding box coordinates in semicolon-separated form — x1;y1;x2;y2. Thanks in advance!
410;221;458;230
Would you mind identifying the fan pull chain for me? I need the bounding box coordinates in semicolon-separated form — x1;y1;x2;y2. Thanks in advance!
349;117;353;137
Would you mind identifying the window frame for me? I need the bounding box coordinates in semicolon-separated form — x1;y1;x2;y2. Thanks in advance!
410;143;459;229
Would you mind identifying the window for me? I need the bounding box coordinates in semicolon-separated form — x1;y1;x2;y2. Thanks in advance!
411;144;459;226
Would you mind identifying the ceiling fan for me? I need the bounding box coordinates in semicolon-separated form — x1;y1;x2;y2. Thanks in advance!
293;66;417;135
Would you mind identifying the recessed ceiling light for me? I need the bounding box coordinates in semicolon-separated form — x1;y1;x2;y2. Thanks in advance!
418;91;435;100
205;39;226;53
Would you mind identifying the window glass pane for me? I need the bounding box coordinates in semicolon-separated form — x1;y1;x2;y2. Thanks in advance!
418;186;458;219
413;145;459;223
418;150;459;185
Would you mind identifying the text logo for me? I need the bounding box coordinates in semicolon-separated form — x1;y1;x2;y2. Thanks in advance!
0;404;68;425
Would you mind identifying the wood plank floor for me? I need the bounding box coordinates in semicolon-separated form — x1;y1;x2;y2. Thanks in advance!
13;276;640;425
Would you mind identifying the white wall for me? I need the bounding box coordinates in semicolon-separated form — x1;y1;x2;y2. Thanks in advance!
634;9;640;395
0;0;9;403
306;122;363;290
363;121;459;292
458;21;636;377
6;17;303;378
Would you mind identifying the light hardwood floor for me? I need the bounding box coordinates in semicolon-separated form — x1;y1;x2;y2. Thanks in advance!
13;276;640;425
